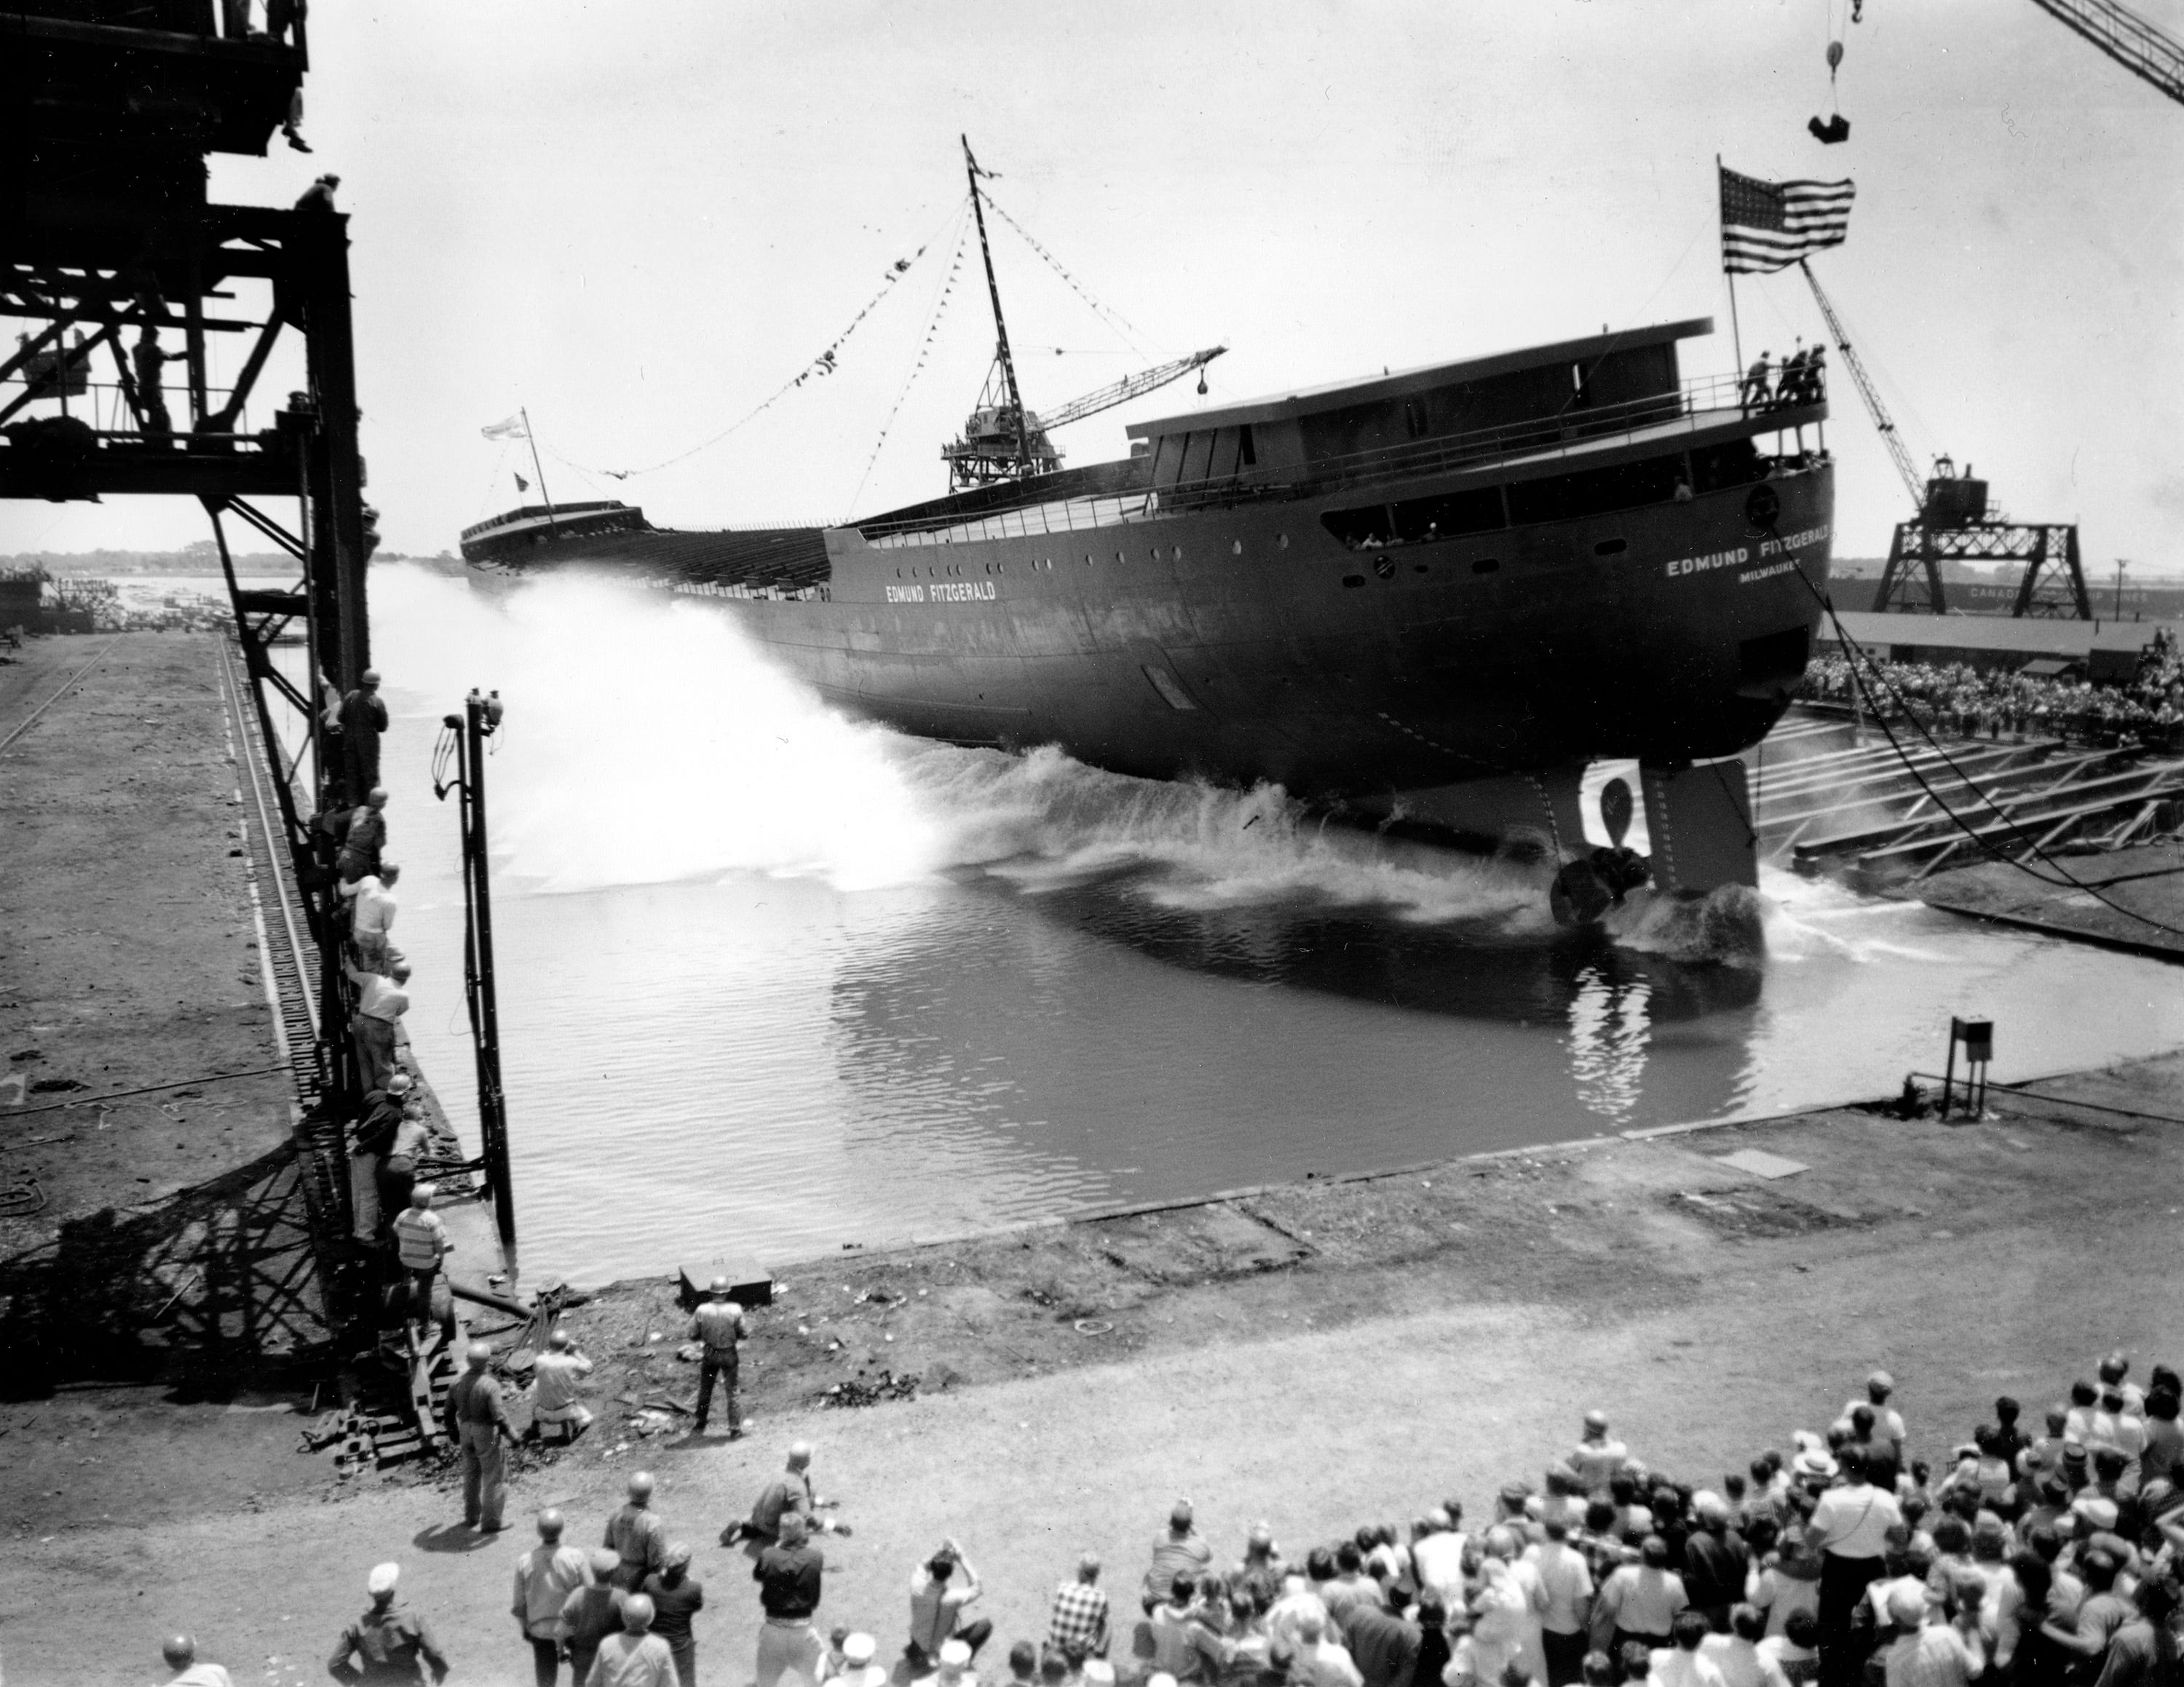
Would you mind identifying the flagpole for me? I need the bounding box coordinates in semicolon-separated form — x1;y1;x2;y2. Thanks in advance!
521;406;558;534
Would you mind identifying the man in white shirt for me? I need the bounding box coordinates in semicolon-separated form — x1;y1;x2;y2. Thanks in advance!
1878;1585;1985;1687
339;863;401;973
1526;1518;1595;1686
157;1633;235;1686
1811;1449;1903;1675
1291;1614;1363;1687
529;1330;594;1442
344;955;411;1094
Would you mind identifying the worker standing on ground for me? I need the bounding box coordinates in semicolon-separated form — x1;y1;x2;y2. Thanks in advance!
561;1552;630;1687
344;951;411;1094
641;1542;705;1687
340;668;388;801
448;1340;519;1534
530;1328;596;1442
157;1632;232;1685
606;1472;670;1592
338;786;389;882
340;862;401;975
327;1562;451;1685
689;1276;746;1438
392;1184;449;1316
754;1510;828;1687
514;1508;591;1687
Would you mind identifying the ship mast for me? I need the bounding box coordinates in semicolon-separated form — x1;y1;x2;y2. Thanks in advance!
961;134;1033;475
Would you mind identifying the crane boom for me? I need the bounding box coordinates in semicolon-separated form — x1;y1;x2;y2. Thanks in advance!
1036;347;1228;433
1797;259;1925;512
2026;0;2184;106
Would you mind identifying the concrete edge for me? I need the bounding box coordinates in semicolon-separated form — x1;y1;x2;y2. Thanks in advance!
1919;897;2184;966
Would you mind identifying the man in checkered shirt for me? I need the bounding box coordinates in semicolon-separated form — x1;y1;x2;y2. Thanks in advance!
1047;1553;1111;1666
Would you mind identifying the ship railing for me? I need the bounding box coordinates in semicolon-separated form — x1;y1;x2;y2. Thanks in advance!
861;368;1821;545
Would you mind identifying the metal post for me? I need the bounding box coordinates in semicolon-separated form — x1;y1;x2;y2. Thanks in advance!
456;690;518;1286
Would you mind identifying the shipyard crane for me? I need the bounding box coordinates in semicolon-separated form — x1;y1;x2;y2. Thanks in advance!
1036;347;1227;433
2025;0;2184;106
1800;258;2092;618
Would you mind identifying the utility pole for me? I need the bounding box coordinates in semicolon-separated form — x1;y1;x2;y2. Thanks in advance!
2114;558;2129;620
435;689;517;1287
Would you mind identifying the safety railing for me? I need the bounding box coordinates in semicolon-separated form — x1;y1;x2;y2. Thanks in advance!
862;366;1825;546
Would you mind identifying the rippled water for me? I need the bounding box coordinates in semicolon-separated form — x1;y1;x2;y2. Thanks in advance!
323;566;2184;1285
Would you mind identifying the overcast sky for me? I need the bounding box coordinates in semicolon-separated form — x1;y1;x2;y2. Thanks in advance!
6;0;2180;570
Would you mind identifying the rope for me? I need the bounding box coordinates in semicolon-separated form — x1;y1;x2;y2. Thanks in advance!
1;1063;290;1119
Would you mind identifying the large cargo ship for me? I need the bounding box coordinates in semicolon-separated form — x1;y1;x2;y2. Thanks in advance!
464;151;1833;901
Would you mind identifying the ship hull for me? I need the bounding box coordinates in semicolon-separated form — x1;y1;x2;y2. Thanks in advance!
468;467;1831;821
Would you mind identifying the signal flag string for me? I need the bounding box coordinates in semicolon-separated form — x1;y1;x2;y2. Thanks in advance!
977;189;1155;359
846;207;973;517
541;202;967;482
1790;565;2184;941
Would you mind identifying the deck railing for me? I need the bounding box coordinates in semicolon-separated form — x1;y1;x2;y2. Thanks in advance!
862;366;1824;548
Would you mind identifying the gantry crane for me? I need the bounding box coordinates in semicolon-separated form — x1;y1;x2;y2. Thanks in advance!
1799;259;2091;619
2026;0;2184;106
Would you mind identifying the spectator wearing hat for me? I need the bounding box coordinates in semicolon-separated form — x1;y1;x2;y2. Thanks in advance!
337;787;390;884
918;1638;983;1687
531;1329;596;1443
1569;1415;1633;1499
1808;1448;1900;1687
831;1634;888;1687
642;1543;703;1687
606;1473;668;1592
448;1340;518;1534
157;1632;234;1686
339;668;388;800
589;1592;676;1687
514;1509;591;1687
392;1185;450;1319
562;1552;631;1687
688;1277;747;1438
349;1071;412;1242
1051;1553;1113;1667
912;1541;994;1670
328;1562;450;1685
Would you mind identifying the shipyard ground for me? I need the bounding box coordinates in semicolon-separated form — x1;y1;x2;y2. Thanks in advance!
4;631;2184;1686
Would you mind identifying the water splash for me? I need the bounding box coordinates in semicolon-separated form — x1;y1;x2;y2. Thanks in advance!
373;564;1562;931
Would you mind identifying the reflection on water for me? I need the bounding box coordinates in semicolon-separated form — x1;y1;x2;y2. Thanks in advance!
340;566;2184;1284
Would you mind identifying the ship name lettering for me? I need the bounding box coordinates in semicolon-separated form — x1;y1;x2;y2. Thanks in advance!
1664;545;1752;579
1757;522;1832;558
886;584;926;604
927;580;997;603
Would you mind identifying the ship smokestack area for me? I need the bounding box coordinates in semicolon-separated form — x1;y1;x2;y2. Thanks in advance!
7;10;2184;1678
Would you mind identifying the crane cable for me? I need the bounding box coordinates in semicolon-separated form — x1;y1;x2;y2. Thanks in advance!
1788;564;2184;941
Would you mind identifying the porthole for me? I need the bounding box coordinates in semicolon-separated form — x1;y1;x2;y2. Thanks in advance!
1278;534;1289;550
1594;537;1629;557
1342;574;1366;589
1412;562;1429;574
1232;540;1243;556
1115;550;1125;565
1471;557;1500;574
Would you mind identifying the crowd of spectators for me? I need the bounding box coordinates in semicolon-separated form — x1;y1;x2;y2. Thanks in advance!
1800;631;2184;752
148;1352;2184;1687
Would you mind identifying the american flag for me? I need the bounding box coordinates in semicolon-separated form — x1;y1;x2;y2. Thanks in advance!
1720;167;1856;274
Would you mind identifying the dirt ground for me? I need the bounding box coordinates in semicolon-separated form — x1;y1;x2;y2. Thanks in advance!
1;1048;2182;1684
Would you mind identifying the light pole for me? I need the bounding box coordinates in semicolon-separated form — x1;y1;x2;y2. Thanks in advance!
2114;558;2130;620
433;688;517;1288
